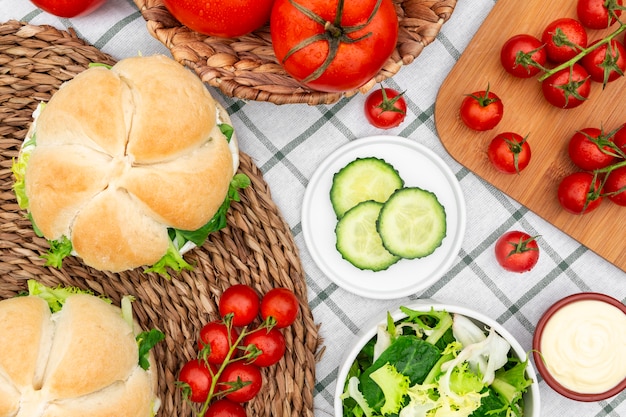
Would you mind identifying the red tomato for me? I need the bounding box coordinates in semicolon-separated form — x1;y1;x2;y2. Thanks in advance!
218;362;263;403
30;0;106;17
542;18;588;64
364;87;407;129
242;327;286;367
557;171;603;214
541;64;591;109
577;0;624;29
459;88;504;131
580;39;626;86
162;0;274;38
219;284;260;327
270;0;399;92
604;165;626;206
568;127;617;171
494;231;540;273
178;359;217;403
500;34;547;78
614;123;626;155
260;288;299;328
487;132;531;174
198;321;239;364
206;399;248;417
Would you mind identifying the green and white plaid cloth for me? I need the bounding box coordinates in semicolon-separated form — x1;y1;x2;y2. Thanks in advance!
1;0;624;415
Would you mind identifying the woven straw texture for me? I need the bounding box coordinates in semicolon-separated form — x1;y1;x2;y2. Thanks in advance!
0;20;320;417
134;0;457;105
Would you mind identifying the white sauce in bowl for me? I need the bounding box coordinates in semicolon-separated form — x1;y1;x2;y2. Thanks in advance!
540;299;626;394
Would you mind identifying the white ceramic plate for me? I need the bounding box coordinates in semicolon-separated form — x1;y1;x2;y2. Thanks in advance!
301;136;466;299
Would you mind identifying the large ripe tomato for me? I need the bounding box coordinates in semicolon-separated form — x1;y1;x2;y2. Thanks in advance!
242;327;286;367
460;87;504;131
487;132;531;174
30;0;106;17
494;231;540;273
178;359;217;403
542;18;588;64
198;321;239;364
260;288;299;328
568;127;617;171
604;165;626;206
577;0;624;29
364;87;407;129
219;284;260;327
218;362;263;403
580;39;626;86
541;64;591;109
557;171;603;214
270;0;399;93
162;0;274;38
500;34;547;78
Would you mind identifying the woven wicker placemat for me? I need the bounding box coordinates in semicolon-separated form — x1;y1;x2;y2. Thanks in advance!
0;20;321;417
134;0;457;105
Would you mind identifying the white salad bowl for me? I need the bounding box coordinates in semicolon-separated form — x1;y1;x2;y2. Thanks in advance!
334;299;540;417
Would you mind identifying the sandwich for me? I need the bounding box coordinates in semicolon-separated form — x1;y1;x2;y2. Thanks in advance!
0;280;164;417
12;54;249;274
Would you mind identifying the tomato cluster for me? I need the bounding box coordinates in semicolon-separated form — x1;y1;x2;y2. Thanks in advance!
178;285;300;417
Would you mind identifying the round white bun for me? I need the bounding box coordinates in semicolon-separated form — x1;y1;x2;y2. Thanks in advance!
23;55;238;272
0;294;159;417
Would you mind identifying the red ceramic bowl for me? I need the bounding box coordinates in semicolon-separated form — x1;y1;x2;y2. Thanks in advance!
532;292;626;401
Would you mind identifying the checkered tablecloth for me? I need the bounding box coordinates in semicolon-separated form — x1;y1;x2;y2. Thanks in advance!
1;0;625;415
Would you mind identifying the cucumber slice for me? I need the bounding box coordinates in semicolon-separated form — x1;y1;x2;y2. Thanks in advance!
335;201;400;271
377;187;447;259
330;157;404;219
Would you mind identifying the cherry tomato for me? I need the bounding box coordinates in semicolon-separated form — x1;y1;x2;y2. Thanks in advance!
577;0;624;29
542;18;588;64
500;34;547;78
178;359;217;403
459;87;504;131
494;231;540;273
364;87;407;129
242;327;286;367
541;64;591;109
568;127;617;171
219;284;260;327
162;0;274;38
260;288;299;328
206;399;248;417
30;0;106;17
198;321;239;364
604;165;626;206
580;39;626;86
487;132;531;174
270;0;399;92
218;362;263;403
614;123;626;154
557;171;603;214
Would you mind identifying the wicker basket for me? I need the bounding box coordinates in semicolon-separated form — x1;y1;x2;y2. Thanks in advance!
134;0;457;105
0;20;321;417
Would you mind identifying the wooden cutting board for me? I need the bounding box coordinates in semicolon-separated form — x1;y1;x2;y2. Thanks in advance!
435;0;626;272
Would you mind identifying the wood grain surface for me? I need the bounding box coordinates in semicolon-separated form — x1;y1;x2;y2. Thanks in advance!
435;0;626;272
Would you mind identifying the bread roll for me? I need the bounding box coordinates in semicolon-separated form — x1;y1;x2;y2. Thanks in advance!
23;55;237;272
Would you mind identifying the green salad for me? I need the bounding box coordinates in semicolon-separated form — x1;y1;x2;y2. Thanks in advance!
340;307;533;417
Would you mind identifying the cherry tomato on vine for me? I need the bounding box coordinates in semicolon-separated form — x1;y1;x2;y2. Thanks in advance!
542;18;588;64
219;284;260;327
614;123;626;154
30;0;106;17
580;39;626;86
178;359;217;403
557;171;603;214
494;231;540;273
364;87;407;129
270;0;399;92
206;399;248;417
487;132;531;174
260;288;299;328
242;327;286;367
604;165;626;206
568;127;618;171
198;321;239;364
577;0;624;29
218;362;263;403
500;34;547;78
459;87;504;131
542;64;591;109
162;0;274;37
